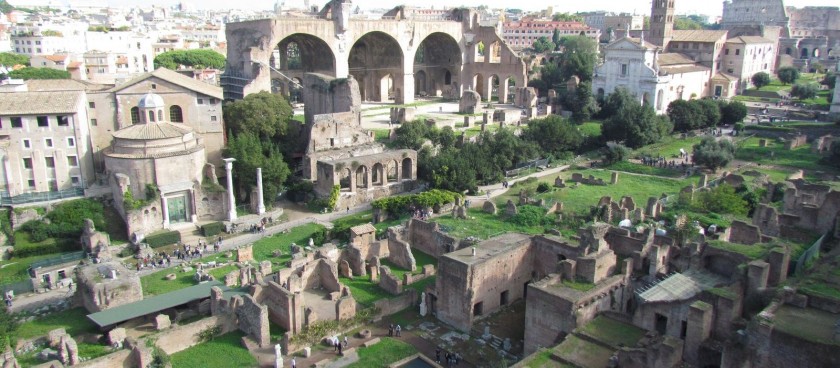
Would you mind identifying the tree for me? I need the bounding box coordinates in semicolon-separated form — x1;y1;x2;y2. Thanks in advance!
603;142;630;164
696;99;722;128
777;66;800;85
552;29;561;50
7;67;70;79
153;49;226;70
392;120;436;150
667;100;704;132
530;62;563;96
224;132;290;206
1;302;19;350
691;184;748;216
0;52;29;67
602;88;672;148
674;16;704;30
223;91;292;139
0;0;13;13
692;137;735;171
561;81;599;122
532;37;555;53
522;115;583;156
552;13;583;22
720;101;748;125
751;72;771;90
555;35;598;82
821;71;836;89
790;83;818;100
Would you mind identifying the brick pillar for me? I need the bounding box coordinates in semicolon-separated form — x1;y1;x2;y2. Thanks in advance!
684;300;713;364
767;247;790;286
747;260;770;297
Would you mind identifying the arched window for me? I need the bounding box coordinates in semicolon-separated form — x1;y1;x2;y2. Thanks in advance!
444;70;452;85
130;107;140;124
170;105;183;122
158;110;163;121
148;110;155;122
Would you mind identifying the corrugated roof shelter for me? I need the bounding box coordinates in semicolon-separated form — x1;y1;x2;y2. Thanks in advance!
86;280;245;328
638;269;726;303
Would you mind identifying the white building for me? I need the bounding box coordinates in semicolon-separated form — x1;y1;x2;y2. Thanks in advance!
592;37;711;114
721;36;776;91
502;19;600;50
0;82;95;199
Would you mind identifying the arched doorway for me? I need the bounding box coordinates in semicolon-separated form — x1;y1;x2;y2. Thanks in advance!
801;48;809;59
339;168;352;191
414;32;462;98
490;75;500;101
355;166;369;189
387;160;399;182
401;158;412;180
349;31;404;103
656;90;664;111
474;73;486;101
272;34;336;95
642;92;651;107
371;163;384;186
415;70;427;96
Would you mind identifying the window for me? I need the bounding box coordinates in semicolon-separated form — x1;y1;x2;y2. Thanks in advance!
169;105;183;122
210;98;218;104
158;110;163;121
44;138;53;148
22;158;32;169
148;110;155;122
210;115;217;122
725;48;729;55
151;83;157;89
197;98;204;105
67;137;76;147
11;117;22;128
22;139;31;149
45;157;55;168
130;107;140;124
735;49;740;56
71;176;80;185
89;102;96;108
67;156;78;167
90;118;97;126
36;116;48;127
621;64;628;76
57;116;69;126
27;179;35;188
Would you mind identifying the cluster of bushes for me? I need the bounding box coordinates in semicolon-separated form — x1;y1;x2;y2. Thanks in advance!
371;189;462;216
123;184;159;211
13;237;76;258
18;199;105;244
200;222;224;237
509;205;552;227
145;230;181;248
667;99;748;132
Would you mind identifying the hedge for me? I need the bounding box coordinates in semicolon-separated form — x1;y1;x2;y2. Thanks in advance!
145;231;181;248
13;236;77;258
201;222;224;237
371;189;462;215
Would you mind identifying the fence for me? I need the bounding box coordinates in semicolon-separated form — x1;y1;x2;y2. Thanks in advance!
794;233;825;276
505;158;549;177
0;188;84;206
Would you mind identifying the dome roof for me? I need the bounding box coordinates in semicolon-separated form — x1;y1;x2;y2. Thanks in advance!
113;121;193;140
137;92;165;109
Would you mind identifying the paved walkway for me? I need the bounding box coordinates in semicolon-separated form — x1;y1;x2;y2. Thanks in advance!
465;164;573;208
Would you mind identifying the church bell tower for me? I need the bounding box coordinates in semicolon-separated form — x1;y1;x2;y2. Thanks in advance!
649;0;675;48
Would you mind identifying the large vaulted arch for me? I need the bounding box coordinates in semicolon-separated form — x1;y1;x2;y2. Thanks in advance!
413;32;462;98
349;31;404;103
270;33;336;95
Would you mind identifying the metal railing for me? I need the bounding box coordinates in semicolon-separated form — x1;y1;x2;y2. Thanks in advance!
0;188;84;206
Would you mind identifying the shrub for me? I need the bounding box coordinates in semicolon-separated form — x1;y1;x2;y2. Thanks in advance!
12;236;76;258
18;199;105;248
510;205;548;227
372;189;462;215
145;231;181;248
201;222;224;237
536;182;551;193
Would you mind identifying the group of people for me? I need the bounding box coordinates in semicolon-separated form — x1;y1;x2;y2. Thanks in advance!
3;290;12;308
135;238;224;271
388;324;402;337
410;208;431;221
332;336;349;355
435;348;462;367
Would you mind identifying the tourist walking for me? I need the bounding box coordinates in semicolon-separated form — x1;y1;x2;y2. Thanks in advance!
395;324;401;337
290;357;296;368
435;348;441;363
388;324;394;337
338;340;343;355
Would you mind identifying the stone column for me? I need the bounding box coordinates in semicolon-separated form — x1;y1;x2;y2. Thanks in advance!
256;167;265;215
223;158;237;222
161;196;170;228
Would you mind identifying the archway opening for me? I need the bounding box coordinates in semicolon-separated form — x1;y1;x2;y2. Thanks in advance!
474;73;486;101
490;75;500;101
801;48;809;59
355;165;369;189
414;32;462;98
349;31;404;103
387;160;399;182
339;168;352;192
272;34;336;96
401;158;412;180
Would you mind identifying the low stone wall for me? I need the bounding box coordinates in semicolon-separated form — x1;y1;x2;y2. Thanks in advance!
374;289;418;317
76;349;131;368
156;315;232;355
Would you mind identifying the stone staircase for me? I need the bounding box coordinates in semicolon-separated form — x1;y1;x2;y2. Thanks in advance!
171;223;204;246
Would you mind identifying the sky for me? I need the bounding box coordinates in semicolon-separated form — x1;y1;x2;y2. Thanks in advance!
21;0;840;17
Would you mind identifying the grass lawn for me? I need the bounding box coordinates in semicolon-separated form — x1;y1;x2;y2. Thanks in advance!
345;337;417;368
495;168;692;216
522;349;566;368
633;136;704;159
170;331;257;368
772;306;840;345
16;308;98;339
464;123;499;138
432;211;549;241
339;276;392;307
735;137;835;173
578;316;645;347
370;128;391;143
606;161;688;178
553;335;613;368
331;210;408;240
141;264;239;297
0;254;53;286
251;223;326;263
560;279;596;292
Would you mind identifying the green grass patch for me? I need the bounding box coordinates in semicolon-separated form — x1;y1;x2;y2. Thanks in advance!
772;305;840;345
169;331;258;368
561;279;596;292
345;337;418;368
578;315;645;347
16;308;98;339
578;121;602;137
606;161;686;178
0;254;53;286
706;240;767;260
269;321;287;342
633;136;704;159
432;210;549;241
405;276;435;295
553;334;613;368
77;342;112;360
140;264;239;297
370;129;391;143
522;348;562;368
340;276;392;307
735;137;836;172
799;282;840;301
251;223;326;263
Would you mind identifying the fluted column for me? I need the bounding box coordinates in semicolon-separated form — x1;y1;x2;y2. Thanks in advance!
223;158;237;222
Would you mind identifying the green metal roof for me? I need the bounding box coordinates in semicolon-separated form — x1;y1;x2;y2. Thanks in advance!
30;251;85;270
86;280;247;328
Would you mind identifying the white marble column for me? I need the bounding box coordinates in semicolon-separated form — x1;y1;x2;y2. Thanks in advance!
223;158;237;222
256;167;265;215
161;196;170;229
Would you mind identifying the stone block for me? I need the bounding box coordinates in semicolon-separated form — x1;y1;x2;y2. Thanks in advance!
47;328;67;347
505;200;518;216
154;314;171;330
482;201;497;214
363;337;381;347
237;245;254;263
611;172;619;185
463;115;474;127
459;91;482;114
107;328;126;347
303;346;312;357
